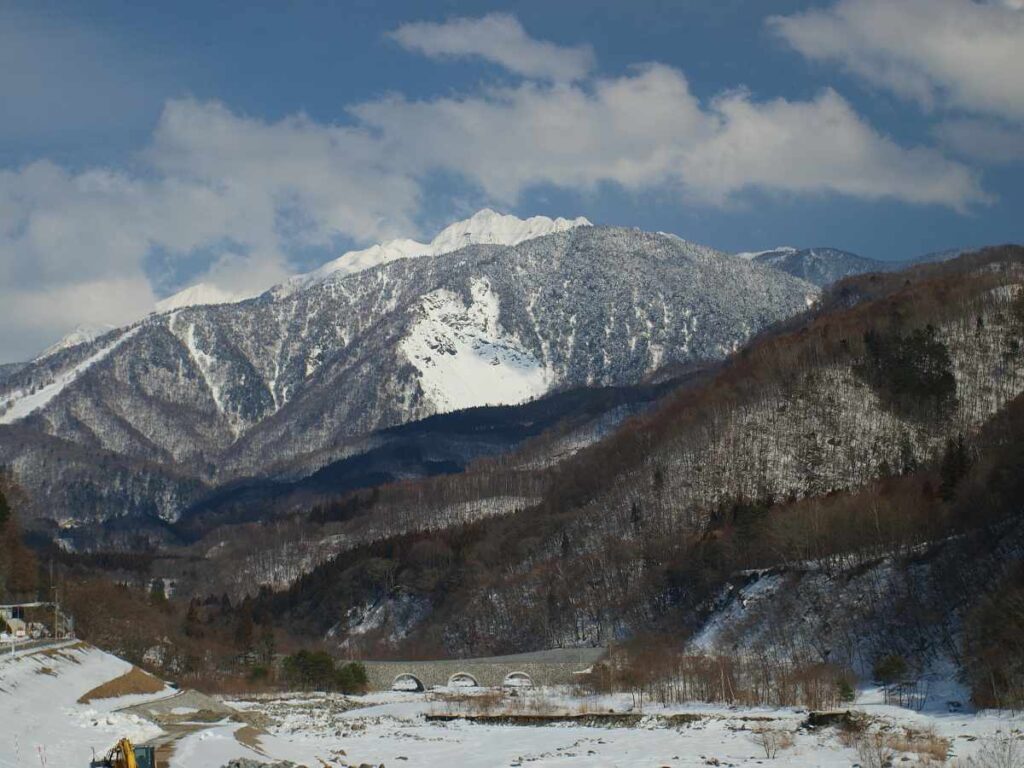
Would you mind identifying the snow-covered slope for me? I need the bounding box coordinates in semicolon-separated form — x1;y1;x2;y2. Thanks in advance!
400;276;554;411
0;327;139;425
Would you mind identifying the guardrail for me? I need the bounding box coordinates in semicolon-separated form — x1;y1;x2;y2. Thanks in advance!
1;637;78;662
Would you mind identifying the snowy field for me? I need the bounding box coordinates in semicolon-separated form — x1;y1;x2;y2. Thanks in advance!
0;641;168;767
3;642;1023;767
219;689;1024;768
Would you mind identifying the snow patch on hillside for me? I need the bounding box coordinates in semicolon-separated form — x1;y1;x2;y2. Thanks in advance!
0;327;140;424
401;277;553;412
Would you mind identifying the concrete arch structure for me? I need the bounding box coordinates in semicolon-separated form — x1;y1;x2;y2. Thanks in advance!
392;672;426;692
502;671;533;688
447;672;479;688
361;647;607;691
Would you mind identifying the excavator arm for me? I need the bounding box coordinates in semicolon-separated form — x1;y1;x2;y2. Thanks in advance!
116;738;139;768
90;737;152;768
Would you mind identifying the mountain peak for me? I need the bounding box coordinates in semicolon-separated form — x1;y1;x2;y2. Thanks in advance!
153;282;255;315
428;209;591;253
280;209;592;295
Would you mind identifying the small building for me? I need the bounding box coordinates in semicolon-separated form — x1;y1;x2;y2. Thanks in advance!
4;617;27;638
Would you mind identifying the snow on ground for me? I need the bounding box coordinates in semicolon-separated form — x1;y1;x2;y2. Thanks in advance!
0;327;139;424
5;643;1022;767
688;571;786;653
401;277;552;412
0;642;168;768
224;688;1024;768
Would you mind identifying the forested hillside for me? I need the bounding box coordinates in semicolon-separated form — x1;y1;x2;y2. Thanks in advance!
247;247;1024;692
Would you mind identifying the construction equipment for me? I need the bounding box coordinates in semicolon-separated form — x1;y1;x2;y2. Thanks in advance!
89;738;157;768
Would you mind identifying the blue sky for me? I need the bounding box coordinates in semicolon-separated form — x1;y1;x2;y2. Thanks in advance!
1;0;1022;361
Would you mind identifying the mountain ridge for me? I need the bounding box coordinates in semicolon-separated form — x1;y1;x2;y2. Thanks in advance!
0;225;815;539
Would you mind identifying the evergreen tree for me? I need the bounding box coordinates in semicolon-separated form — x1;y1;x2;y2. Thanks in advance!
184;599;204;638
939;433;972;502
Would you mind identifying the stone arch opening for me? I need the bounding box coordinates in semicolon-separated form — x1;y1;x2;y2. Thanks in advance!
447;672;479;688
503;671;533;688
392;673;426;692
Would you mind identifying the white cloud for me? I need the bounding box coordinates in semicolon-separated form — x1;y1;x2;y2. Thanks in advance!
389;13;595;82
148;99;422;247
685;89;987;210
353;66;985;209
0;14;990;362
768;0;1024;123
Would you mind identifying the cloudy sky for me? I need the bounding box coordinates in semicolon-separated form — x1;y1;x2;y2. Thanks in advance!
2;0;1022;362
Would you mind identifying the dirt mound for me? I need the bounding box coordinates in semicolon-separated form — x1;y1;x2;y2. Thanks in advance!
78;666;165;703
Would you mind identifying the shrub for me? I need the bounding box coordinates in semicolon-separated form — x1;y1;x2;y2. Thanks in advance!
838;678;856;703
751;727;795;759
956;736;1024;768
280;650;367;693
856;733;895;768
335;661;368;694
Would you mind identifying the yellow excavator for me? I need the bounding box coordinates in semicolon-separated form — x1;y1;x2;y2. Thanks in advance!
89;738;157;768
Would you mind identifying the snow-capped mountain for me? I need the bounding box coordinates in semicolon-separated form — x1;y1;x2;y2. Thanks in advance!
149;209;591;314
280;208;592;294
0;218;816;535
